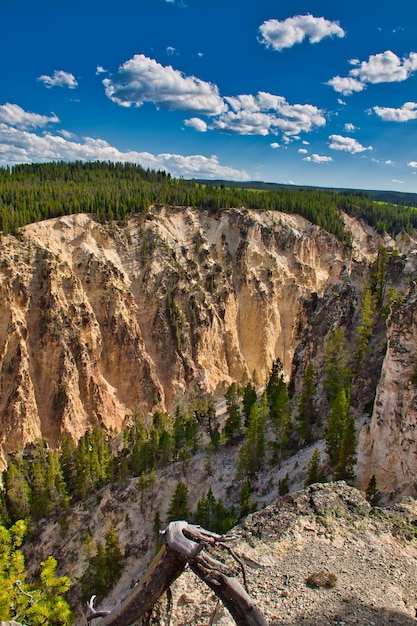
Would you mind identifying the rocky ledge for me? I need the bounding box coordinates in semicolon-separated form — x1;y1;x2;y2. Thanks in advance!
150;482;417;625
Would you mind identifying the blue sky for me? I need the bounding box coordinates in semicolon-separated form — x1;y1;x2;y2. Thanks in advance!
2;0;417;192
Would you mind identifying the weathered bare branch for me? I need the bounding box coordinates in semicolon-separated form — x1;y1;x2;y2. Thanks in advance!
86;521;267;626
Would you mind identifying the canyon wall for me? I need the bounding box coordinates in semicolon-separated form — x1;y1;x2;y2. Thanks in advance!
1;206;417;499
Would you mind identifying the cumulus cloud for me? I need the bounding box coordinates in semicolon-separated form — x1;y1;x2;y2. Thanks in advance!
0;103;59;129
326;76;364;95
212;91;326;138
270;142;280;149
373;101;417;122
298;148;308;154
408;161;417;168
259;14;345;52
328;134;372;153
37;70;78;89
96;66;107;75
303;153;332;163
327;50;417;95
350;50;417;84
184;117;208;132
0;123;248;181
103;54;226;115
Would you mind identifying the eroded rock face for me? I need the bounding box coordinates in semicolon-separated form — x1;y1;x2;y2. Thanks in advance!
7;204;417;497
0;207;374;465
357;290;417;497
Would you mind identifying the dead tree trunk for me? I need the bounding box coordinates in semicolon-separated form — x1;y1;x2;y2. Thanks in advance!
88;521;267;626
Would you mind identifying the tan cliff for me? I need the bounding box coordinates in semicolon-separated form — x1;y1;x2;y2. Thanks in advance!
0;207;372;464
1;205;417;502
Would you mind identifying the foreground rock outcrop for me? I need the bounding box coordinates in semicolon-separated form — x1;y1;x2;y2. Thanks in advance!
161;482;417;625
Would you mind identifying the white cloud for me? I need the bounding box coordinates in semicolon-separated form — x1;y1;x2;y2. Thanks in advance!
326;75;364;95
212;91;326;138
303;153;332;163
37;70;78;89
350;50;417;84
96;66;107;75
259;14;345;52
392;179;404;184
385;160;394;165
103;54;226;115
0;103;59;129
327;50;417;95
166;46;176;56
373;101;417;122
344;123;357;132
328;134;372;153
0;123;248;181
298;148;308;154
184;117;207;132
337;98;347;105
270;142;280;149
408;161;417;168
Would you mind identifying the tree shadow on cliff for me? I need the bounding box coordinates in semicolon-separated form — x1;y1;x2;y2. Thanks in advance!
270;596;417;626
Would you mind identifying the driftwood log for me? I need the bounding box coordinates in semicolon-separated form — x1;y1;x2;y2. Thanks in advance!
88;521;267;626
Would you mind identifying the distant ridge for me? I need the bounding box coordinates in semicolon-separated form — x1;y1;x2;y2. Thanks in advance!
195;179;417;208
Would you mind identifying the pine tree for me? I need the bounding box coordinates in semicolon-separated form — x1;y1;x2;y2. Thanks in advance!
304;449;327;486
167;481;190;522
4;461;31;522
238;401;265;479
297;362;319;443
0;520;72;624
153;510;163;550
334;415;357;482
194;487;216;529
239;480;256;518
365;475;379;505
355;287;374;369
325;386;350;469
242;374;258;425
224;382;242;441
324;328;350;403
270;383;292;468
105;526;123;583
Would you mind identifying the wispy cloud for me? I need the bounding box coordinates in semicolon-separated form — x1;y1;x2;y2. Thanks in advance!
37;70;78;89
344;122;358;132
328;134;372;153
103;54;226;115
0;103;59;129
373;101;417;121
327;50;417;95
259;14;345;52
